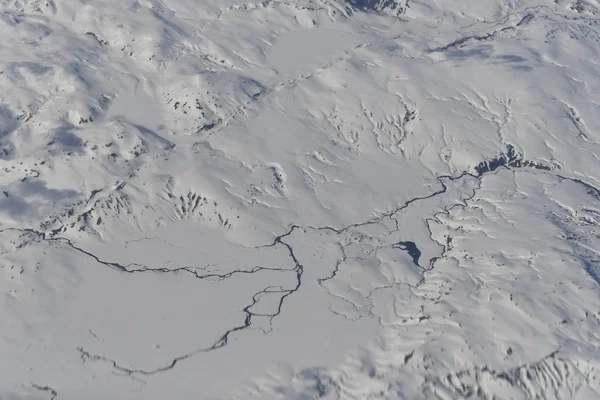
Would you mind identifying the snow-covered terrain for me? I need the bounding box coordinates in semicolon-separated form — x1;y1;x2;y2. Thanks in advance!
1;0;600;398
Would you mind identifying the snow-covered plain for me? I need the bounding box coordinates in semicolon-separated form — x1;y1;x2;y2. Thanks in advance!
1;0;600;398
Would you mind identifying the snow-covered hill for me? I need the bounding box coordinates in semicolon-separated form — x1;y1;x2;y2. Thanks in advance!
1;0;600;399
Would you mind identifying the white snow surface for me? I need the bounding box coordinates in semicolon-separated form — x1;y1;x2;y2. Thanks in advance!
1;0;600;399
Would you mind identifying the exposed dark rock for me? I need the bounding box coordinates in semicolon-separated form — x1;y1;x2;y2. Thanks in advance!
474;144;551;176
344;0;408;16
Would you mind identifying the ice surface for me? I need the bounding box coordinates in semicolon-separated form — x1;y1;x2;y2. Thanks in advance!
1;0;600;399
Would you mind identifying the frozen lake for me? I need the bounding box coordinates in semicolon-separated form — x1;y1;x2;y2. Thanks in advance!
268;28;360;75
107;90;165;131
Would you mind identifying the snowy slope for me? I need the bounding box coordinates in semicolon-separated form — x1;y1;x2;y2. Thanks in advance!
1;0;600;399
